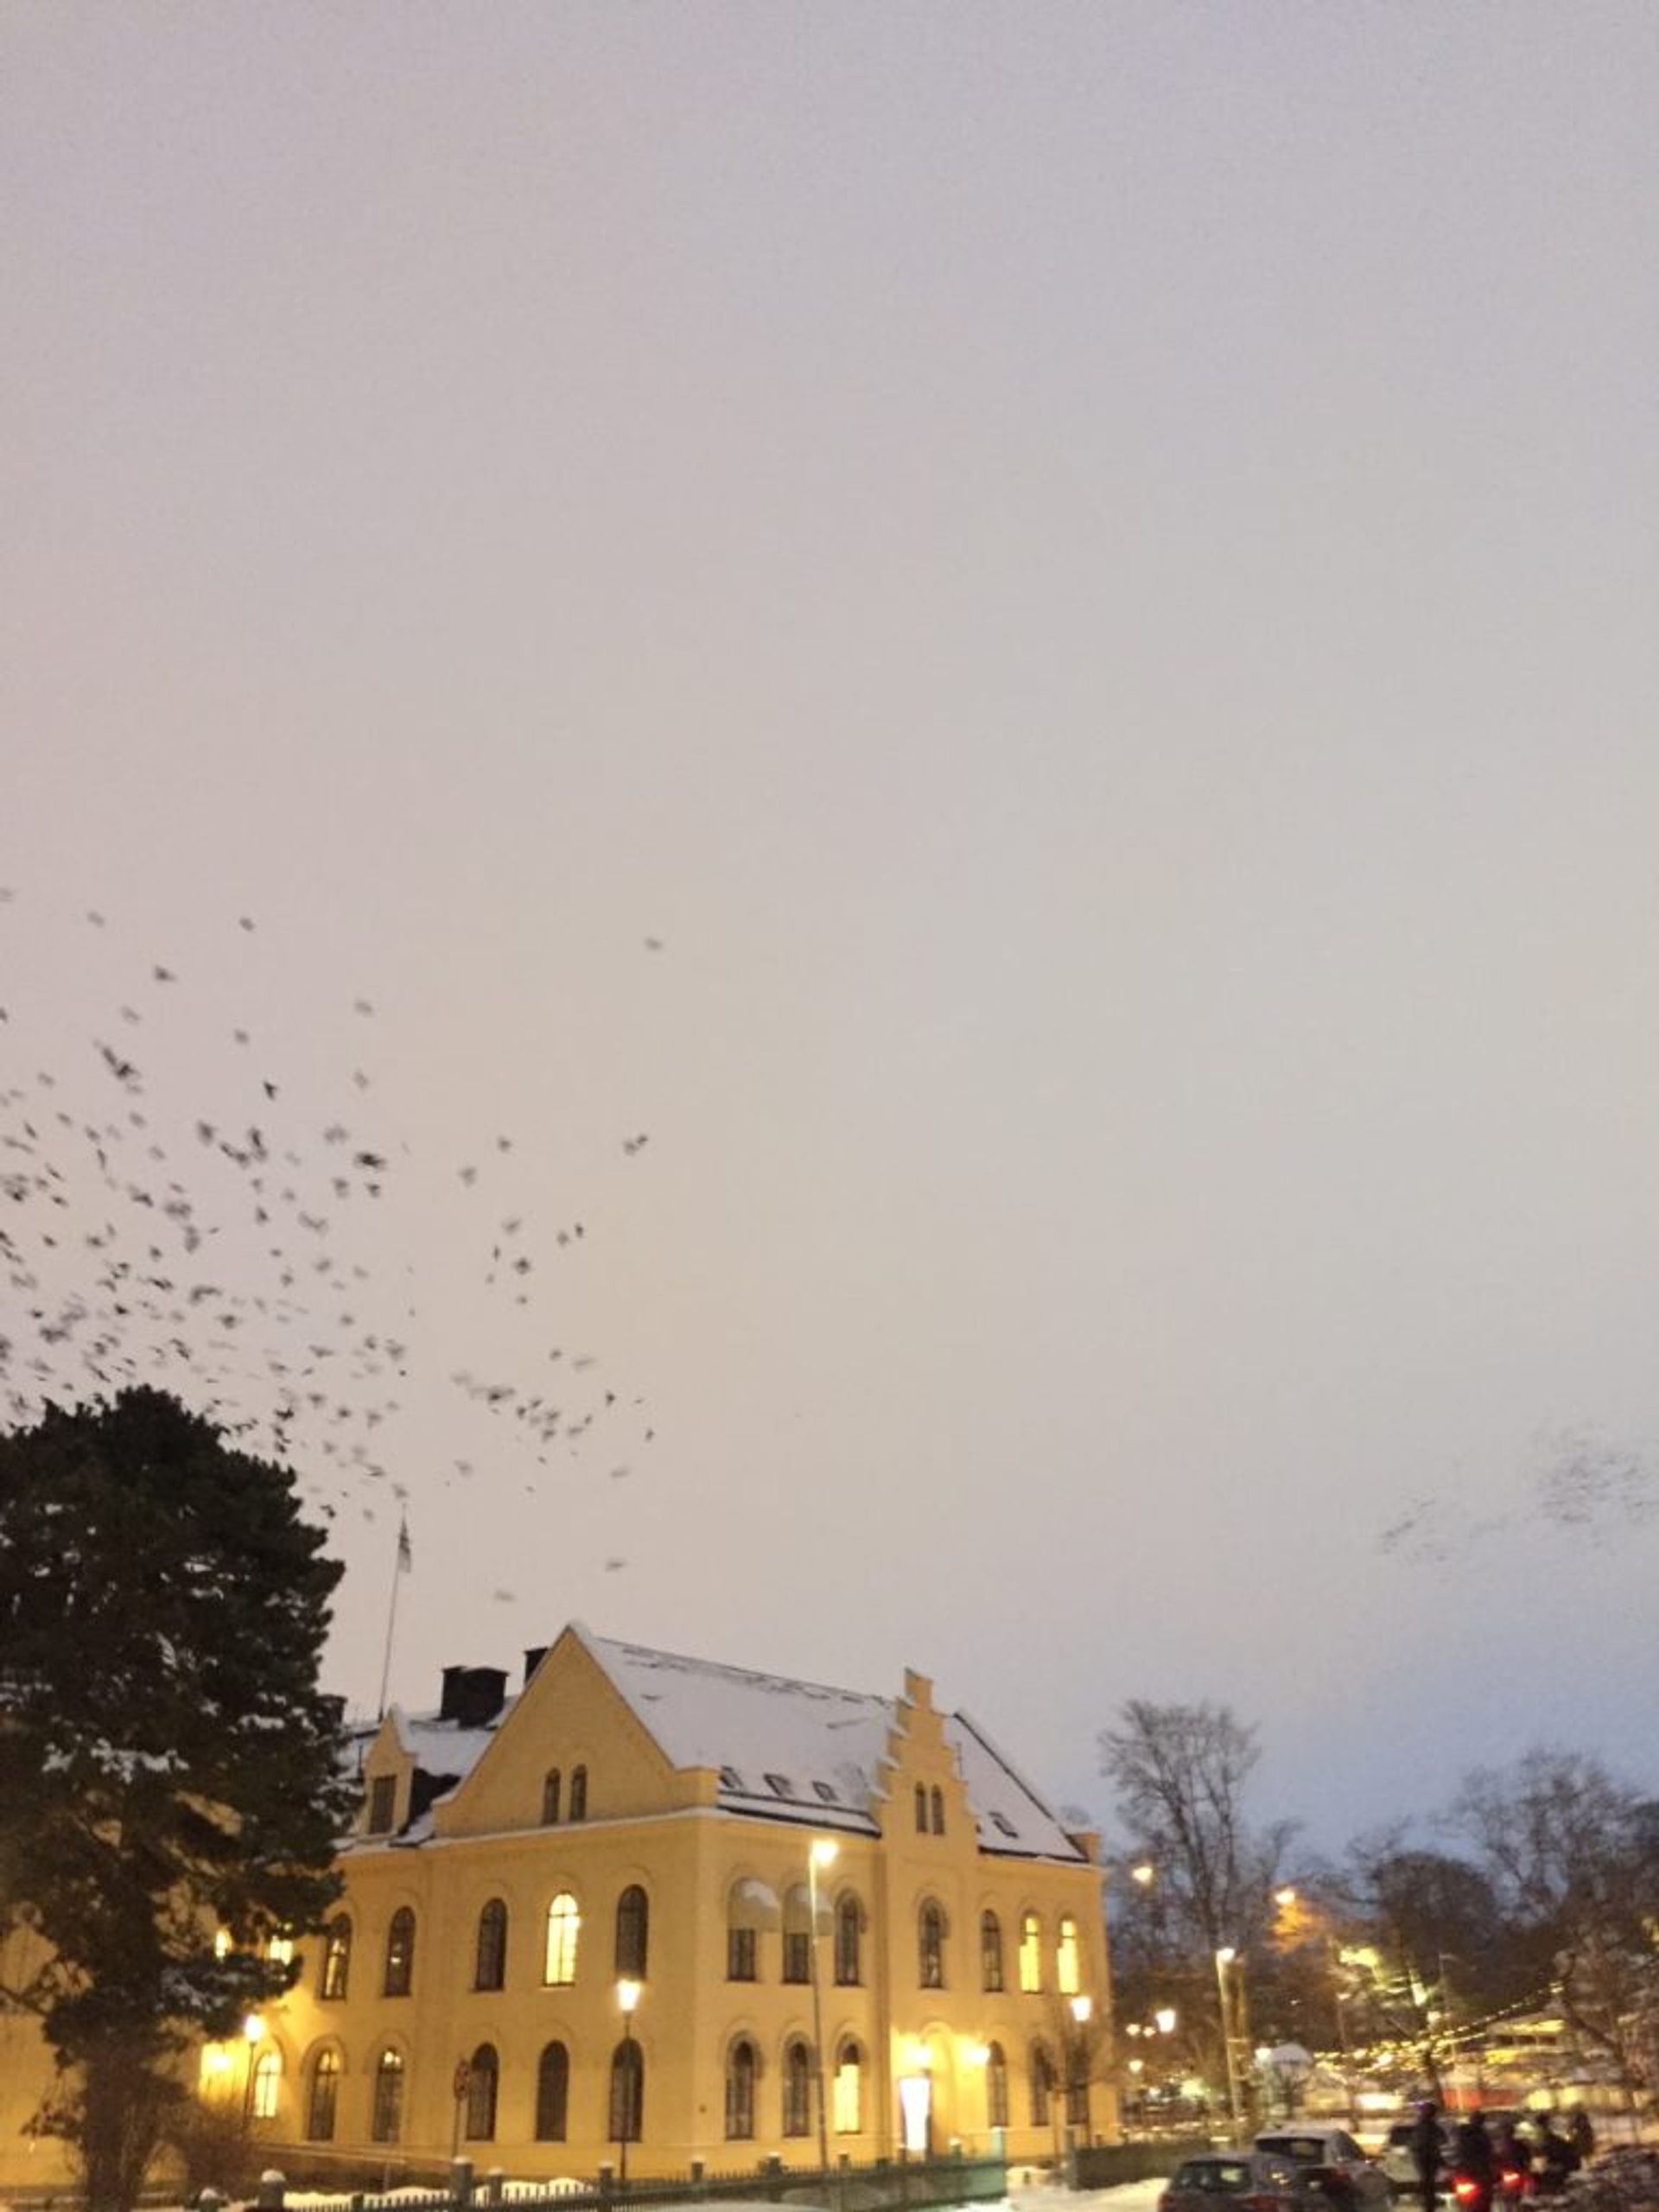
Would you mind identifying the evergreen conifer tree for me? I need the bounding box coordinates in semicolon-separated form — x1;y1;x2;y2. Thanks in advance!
0;1389;353;2209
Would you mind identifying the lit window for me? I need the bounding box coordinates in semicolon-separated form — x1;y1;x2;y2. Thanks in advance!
981;1909;1004;1993
307;2050;340;2141
213;1929;232;1960
782;2039;811;2137
251;2049;281;2121
1057;1916;1080;1995
544;1892;580;1985
782;1885;810;1984
383;1906;415;1997
536;2043;569;2142
543;1769;562;1825
465;2044;499;2141
725;2039;757;2140
475;1898;508;1992
371;2049;404;2143
367;1775;397;1835
833;2039;862;2134
320;1916;351;2000
918;1898;946;1989
1019;1911;1043;1993
569;1765;588;1821
614;1885;649;1978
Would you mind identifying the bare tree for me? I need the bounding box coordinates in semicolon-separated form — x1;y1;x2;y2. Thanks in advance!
1452;1751;1659;2112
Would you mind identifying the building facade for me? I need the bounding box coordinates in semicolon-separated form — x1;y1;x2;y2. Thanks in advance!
255;1624;1116;2179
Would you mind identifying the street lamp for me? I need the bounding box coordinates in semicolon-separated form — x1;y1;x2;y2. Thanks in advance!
240;2014;264;2128
807;1838;838;2172
1131;1863;1155;1887
615;1978;641;2183
1214;1949;1243;2137
1154;2007;1178;2037
1068;1995;1093;2140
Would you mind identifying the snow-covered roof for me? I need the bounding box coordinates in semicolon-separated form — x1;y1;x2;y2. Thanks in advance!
345;1630;1086;1864
585;1630;1085;1863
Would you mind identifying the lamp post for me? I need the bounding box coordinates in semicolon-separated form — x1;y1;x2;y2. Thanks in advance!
615;1978;641;2183
1068;1994;1093;2145
808;1838;838;2172
1215;1949;1243;2137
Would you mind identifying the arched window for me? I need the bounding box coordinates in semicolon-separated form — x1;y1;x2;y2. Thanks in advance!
306;2050;340;2141
834;1892;862;1986
781;1884;810;1984
536;2043;569;2142
251;2048;281;2121
914;1783;928;1832
319;1916;351;2000
569;1764;588;1821
728;1876;775;1981
986;2042;1009;2131
371;2049;404;2143
930;1786;945;1835
608;2037;643;2145
383;1906;415;1997
544;1892;580;1985
1028;2041;1056;2127
725;2038;757;2139
1056;1914;1080;1996
1019;1910;1043;1993
918;1897;946;1989
980;1908;1004;1992
782;2037;811;2138
474;1898;508;1991
614;1884;649;1978
833;2038;862;2135
542;1769;562;1825
465;2044;499;2141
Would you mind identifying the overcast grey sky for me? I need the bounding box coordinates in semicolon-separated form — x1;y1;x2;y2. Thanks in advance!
4;3;1657;1850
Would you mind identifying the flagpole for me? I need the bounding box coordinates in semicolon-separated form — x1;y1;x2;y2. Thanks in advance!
377;1515;410;1722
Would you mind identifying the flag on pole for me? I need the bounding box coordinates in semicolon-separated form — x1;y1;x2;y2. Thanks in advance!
397;1515;412;1573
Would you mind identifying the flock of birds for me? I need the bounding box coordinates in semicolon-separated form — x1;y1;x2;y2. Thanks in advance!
0;888;663;1582
1378;1419;1659;1565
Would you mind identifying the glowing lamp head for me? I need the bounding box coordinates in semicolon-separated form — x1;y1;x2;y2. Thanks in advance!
616;1977;642;2018
241;2014;264;2044
1131;1862;1155;1886
1216;1945;1236;1966
810;1838;839;1870
1154;2007;1178;2034
1275;1886;1298;1908
1071;1994;1093;2024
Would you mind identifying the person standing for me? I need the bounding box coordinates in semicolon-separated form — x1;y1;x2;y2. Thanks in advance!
1456;2110;1497;2212
1568;2108;1595;2165
1411;2100;1445;2212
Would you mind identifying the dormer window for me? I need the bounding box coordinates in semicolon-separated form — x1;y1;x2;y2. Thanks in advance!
764;1772;791;1798
719;1766;742;1790
812;1781;838;1803
990;1811;1016;1837
367;1776;397;1834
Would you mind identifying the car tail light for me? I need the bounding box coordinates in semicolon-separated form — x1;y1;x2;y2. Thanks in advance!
1454;2182;1482;2204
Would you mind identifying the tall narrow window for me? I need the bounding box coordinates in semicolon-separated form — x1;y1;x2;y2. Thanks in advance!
930;1786;944;1835
1028;2043;1055;2127
465;2044;499;2141
474;1898;508;1992
781;1885;810;1984
918;1898;946;1989
1019;1911;1043;1993
367;1775;397;1834
307;2050;340;2141
535;2043;569;2142
371;2050;404;2144
782;2038;811;2137
833;2039;862;2135
251;2049;281;2121
981;1909;1004;1993
986;2043;1009;2131
383;1906;415;1997
609;2038;643;2145
614;1885;649;1978
544;1892;580;1985
569;1764;588;1821
834;1893;862;1986
319;1916;352;2000
1056;1915;1080;1996
914;1783;928;1832
725;2039;757;2140
542;1769;562;1825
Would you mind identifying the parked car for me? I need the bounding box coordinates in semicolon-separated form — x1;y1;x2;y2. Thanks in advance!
1161;2151;1326;2212
1254;2128;1397;2212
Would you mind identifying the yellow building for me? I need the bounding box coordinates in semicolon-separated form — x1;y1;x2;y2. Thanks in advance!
257;1624;1116;2179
